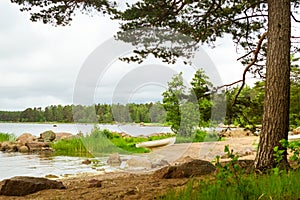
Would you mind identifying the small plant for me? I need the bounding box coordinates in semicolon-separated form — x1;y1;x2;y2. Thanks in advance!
0;133;16;142
280;139;300;165
213;145;248;195
272;145;286;175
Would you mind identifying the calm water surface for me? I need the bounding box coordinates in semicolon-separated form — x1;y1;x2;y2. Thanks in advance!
0;123;172;137
0;123;172;180
0;152;109;180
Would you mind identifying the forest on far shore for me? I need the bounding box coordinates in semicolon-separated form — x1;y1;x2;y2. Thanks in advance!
0;67;299;130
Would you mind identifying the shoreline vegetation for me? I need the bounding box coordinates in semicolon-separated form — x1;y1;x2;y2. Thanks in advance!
162;166;300;200
1;129;300;199
0;133;16;143
0;127;222;156
0;125;222;157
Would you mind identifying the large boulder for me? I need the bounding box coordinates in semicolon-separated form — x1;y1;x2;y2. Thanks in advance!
26;142;53;152
0;176;65;196
153;159;216;179
0;141;17;152
55;132;74;140
151;159;170;169
40;130;56;142
16;133;37;146
0;141;8;151
18;145;29;153
126;157;152;169
107;153;121;167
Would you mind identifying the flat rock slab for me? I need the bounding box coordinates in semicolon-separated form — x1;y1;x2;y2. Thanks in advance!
153;159;216;179
0;176;65;196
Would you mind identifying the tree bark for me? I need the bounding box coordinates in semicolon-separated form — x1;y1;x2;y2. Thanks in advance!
254;0;291;170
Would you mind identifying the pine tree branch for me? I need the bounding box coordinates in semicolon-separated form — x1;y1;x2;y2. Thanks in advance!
237;50;254;61
232;32;268;106
291;13;300;23
214;80;243;91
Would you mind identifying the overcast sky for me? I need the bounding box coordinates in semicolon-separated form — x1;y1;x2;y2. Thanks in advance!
0;0;248;111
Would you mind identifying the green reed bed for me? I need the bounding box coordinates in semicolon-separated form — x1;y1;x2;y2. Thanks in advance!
50;137;92;157
50;128;154;157
0;132;16;142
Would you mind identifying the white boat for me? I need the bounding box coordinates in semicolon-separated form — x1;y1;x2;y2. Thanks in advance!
288;134;300;141
135;137;176;148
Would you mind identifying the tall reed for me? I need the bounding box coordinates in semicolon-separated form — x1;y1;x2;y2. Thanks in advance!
0;132;16;142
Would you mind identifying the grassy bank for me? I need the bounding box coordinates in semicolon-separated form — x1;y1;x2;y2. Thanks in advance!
162;141;300;200
161;169;300;200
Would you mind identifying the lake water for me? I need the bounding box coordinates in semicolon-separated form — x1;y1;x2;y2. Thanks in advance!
0;152;108;180
0;123;172;181
0;123;172;137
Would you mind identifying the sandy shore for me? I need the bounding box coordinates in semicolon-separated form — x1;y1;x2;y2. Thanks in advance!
0;136;259;200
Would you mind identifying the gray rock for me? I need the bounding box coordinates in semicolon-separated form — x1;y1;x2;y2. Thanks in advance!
0;176;65;196
40;130;56;142
153;159;216;179
16;133;37;146
107;153;121;167
82;159;92;165
18;145;29;153
239;147;254;157
55;132;74;140
88;179;102;188
0;141;10;151
151;159;170;168
0;142;17;152
126;157;152;169
26;142;50;152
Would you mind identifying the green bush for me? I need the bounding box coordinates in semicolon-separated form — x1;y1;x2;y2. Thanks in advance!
175;130;220;143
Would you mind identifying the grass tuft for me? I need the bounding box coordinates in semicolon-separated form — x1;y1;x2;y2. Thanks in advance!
0;132;16;142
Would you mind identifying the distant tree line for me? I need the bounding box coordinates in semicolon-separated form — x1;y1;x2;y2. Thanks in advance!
0;102;166;124
0;66;299;129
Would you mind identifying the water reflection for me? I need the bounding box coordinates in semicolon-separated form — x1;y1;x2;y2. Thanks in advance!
0;152;106;181
0;123;173;180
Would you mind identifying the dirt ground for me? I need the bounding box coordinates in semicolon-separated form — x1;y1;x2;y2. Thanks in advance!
0;136;258;200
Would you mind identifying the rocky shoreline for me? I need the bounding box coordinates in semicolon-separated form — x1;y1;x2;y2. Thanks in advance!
0;133;261;199
0;131;74;153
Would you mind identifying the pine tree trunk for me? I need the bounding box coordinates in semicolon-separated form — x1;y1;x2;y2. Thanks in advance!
254;0;291;170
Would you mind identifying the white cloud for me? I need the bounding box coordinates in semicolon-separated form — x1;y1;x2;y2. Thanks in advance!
0;1;119;110
0;1;247;111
